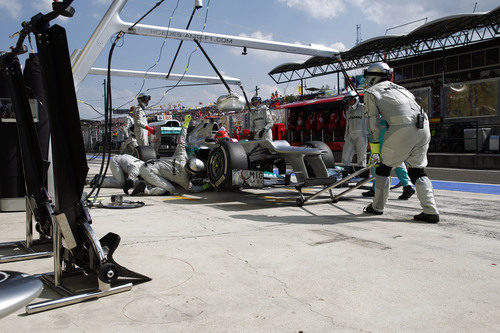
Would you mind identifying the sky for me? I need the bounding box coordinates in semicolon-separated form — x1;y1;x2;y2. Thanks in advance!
0;0;498;120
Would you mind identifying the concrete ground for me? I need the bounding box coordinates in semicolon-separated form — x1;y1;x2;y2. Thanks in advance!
1;161;499;332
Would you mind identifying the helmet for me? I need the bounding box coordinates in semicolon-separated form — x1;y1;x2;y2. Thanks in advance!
137;93;151;103
186;158;205;174
342;90;358;104
364;62;393;87
215;130;230;140
251;96;261;104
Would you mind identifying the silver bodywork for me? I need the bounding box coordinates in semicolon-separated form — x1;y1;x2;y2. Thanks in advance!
0;271;43;319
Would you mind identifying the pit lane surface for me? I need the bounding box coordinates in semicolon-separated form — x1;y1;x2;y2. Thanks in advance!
0;161;498;331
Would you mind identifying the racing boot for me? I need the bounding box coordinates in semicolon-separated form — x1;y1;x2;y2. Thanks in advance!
398;185;415;200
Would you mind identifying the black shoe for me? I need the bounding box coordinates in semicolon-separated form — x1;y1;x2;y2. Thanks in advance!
89;174;100;188
131;181;146;196
362;189;375;197
398;185;415;200
363;204;383;215
413;212;439;223
123;179;134;195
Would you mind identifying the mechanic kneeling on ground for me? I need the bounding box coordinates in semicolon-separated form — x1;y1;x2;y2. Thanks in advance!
249;96;273;141
90;154;144;194
362;62;439;223
132;115;210;196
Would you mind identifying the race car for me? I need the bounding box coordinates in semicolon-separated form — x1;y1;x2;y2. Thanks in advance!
185;118;338;192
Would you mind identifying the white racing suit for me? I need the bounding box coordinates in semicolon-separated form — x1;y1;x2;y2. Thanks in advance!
250;104;273;141
365;80;438;215
101;154;143;188
138;126;203;195
133;104;149;146
341;100;367;167
119;115;138;154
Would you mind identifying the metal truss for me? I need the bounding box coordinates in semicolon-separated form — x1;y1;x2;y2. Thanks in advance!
269;22;499;84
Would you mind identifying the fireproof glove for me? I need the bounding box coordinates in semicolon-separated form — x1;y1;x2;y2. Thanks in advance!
369;142;381;165
145;125;155;135
183;114;192;128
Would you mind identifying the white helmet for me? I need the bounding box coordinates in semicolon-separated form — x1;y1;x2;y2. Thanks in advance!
186;158;205;175
342;90;359;108
364;62;392;87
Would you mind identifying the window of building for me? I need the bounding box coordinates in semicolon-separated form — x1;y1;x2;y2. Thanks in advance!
447;56;458;72
413;63;423;77
471;51;485;67
435;59;443;73
485;48;499;66
459;54;471;70
403;65;412;79
424;61;434;76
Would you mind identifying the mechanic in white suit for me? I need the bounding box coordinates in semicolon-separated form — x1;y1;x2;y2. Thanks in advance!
133;115;209;196
341;90;367;168
362;62;439;223
119;112;137;154
133;94;155;146
90;154;144;194
249;96;273;141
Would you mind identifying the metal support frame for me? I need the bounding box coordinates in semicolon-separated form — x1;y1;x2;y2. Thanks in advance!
269;21;499;84
0;197;53;263
88;67;241;85
72;0;338;91
296;162;376;206
25;216;132;314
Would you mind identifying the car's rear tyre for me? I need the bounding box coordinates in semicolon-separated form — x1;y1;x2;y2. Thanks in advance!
137;145;157;161
208;141;248;191
302;141;335;168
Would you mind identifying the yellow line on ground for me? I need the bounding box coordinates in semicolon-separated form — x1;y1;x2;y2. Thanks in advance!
162;195;201;201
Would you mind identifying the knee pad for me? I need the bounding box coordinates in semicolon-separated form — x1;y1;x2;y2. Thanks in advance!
408;168;427;184
375;163;392;177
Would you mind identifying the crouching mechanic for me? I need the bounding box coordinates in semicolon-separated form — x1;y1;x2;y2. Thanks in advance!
341;90;367;171
249;96;273;141
133;115;210;195
363;62;439;223
90;154;143;194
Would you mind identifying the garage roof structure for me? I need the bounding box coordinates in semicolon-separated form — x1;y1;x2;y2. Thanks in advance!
269;6;500;84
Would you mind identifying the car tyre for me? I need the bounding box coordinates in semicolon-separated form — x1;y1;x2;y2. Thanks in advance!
207;141;248;191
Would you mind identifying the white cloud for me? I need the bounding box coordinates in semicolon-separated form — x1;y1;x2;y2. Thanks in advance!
329;42;347;52
350;0;499;33
277;0;346;19
0;0;22;19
